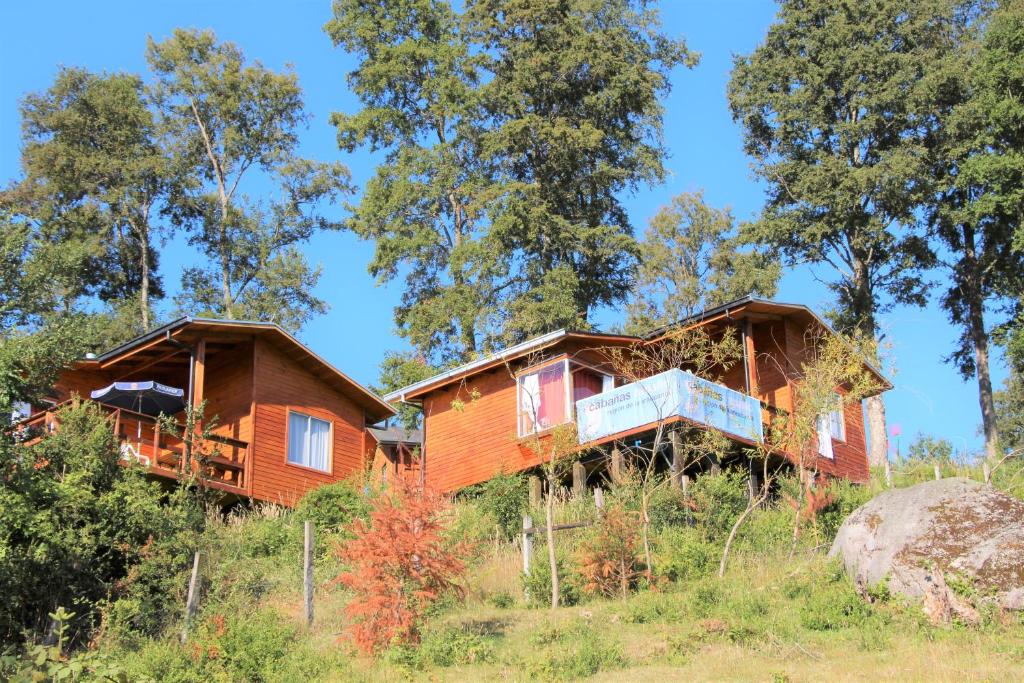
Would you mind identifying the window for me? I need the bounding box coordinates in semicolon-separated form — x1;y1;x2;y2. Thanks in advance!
287;411;332;472
518;360;569;436
829;393;846;442
816;393;845;459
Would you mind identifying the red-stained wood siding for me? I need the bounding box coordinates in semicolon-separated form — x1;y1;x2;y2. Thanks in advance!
419;314;876;491
203;342;253;444
250;338;367;506
423;366;544;492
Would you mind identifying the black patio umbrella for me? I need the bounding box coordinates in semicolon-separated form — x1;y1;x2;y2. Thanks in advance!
90;380;186;417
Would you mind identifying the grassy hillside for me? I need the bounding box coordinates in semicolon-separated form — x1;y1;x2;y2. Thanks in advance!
5;461;1024;682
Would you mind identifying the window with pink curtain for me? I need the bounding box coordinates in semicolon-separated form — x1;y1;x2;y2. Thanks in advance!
518;361;568;435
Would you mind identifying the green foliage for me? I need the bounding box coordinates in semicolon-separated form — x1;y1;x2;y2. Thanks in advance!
523;552;581;608
526;632;626;681
626;190;780;334
0;402;204;646
686;471;750;541
799;564;874;631
652;526;718;582
326;0;694;363
388;624;496;669
147;28;350;332
462;472;529;541
294;480;370;536
995;369;1024;453
729;0;959;333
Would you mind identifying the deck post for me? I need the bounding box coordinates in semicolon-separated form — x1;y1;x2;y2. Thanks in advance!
528;475;542;508
611;444;623;484
669;430;683;489
572;461;586;498
181;551;201;643
522;515;533;577
303;520;315;627
709;452;722;476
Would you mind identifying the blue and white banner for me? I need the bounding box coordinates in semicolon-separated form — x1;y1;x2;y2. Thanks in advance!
575;368;763;445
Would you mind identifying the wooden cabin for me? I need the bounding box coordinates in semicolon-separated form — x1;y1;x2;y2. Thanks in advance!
18;317;395;506
384;297;891;492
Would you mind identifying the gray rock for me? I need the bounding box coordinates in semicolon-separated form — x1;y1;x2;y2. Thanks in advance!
829;478;1024;610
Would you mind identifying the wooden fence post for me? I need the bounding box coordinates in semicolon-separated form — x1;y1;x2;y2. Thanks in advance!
611;445;623;484
934;462;942;481
884;457;893;488
669;431;683;489
522;515;533;576
528;475;542;508
594;487;604;511
181;551;201;643
983;462;991;484
572;461;586;498
303;520;315;627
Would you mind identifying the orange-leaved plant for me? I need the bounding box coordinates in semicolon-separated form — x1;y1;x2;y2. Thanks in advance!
335;479;468;654
577;504;644;600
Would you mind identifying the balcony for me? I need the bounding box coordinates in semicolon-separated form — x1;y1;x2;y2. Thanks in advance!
574;368;764;446
14;400;249;494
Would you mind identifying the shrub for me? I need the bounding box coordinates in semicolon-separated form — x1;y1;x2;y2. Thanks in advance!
527;636;626;681
577;504;643;598
0;402;205;646
294;480;369;535
522;553;581;608
652;526;717;582
647;483;693;530
461;472;529;540
336;480;469;654
686;471;749;541
798;563;872;631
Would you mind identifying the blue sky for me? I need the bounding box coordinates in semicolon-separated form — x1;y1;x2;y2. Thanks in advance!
0;0;1004;455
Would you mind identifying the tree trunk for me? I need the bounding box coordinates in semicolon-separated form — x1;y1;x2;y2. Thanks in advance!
139;227;150;330
851;256;889;468
545;484;559;609
962;224;999;460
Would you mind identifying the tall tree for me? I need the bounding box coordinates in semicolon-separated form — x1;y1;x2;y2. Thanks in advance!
929;1;1024;459
326;0;694;364
466;0;695;344
147;28;350;331
625;190;779;334
13;68;172;331
728;0;961;467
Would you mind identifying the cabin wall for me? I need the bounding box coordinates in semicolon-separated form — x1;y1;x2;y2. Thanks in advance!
52;366;114;404
751;319;793;411
203;342;254;444
250;338;367;506
423;366;543;492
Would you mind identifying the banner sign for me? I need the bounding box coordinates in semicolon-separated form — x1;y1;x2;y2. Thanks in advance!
575;368;763;445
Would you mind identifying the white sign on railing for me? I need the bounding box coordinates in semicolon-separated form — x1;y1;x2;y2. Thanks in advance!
575;368;763;445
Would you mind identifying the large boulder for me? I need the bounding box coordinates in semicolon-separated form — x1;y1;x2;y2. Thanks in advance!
829;478;1024;618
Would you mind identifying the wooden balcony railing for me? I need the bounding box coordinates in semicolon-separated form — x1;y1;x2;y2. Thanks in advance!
12;400;249;494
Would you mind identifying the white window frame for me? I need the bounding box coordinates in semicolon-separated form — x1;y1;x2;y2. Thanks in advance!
286;410;333;473
829;392;846;442
517;359;571;437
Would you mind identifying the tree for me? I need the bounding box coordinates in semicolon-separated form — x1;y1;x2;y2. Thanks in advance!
335;479;467;654
147;28;350;332
326;0;694;364
929;1;1024;459
625;190;779;334
11;68;173;331
729;0;963;467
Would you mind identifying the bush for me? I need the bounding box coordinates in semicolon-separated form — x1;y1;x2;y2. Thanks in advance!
652;526;717;582
337;480;468;654
523;552;581;608
527;636;626;681
577;504;643;598
461;472;529;540
687;471;749;541
798;563;872;631
294;480;369;535
0;403;205;646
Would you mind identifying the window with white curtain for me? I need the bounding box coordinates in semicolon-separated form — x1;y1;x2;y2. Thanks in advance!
287;411;332;472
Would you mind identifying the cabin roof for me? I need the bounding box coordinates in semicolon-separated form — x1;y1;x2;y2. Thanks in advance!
82;317;395;422
367;425;423;446
383;329;637;403
384;295;892;403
